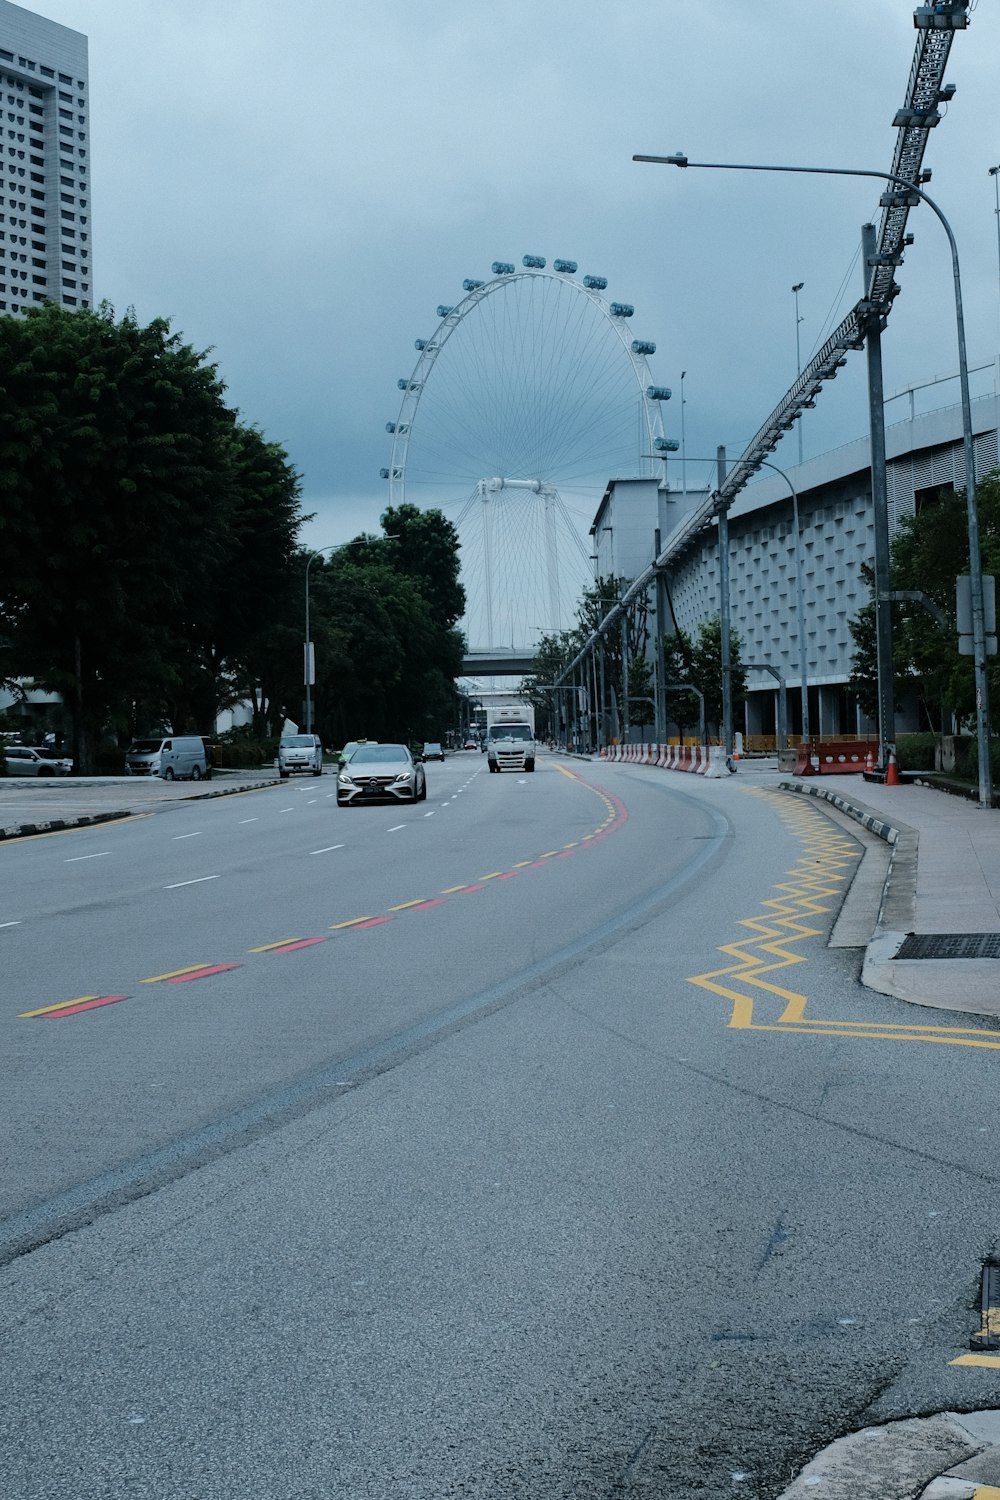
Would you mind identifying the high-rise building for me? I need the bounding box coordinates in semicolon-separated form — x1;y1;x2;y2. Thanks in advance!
0;0;90;316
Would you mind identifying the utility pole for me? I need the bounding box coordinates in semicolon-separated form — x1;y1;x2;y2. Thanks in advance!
717;445;733;758
792;282;804;466
861;222;895;770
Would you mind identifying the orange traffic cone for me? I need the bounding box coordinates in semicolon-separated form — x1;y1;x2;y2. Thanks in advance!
865;746;874;774
885;746;900;786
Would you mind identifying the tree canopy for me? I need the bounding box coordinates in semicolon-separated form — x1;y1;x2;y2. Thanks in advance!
0;302;303;768
848;474;1000;733
0;307;472;766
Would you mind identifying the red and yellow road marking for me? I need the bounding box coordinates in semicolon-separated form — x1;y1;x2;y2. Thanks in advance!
18;994;128;1019
20;766;629;1020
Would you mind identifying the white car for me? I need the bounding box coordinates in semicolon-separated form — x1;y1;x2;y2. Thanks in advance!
5;745;74;776
337;743;426;805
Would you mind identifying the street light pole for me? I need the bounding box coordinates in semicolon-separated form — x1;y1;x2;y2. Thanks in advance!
792;282;804;466
680;370;688;502
756;458;810;745
635;151;993;808
990;166;1000;380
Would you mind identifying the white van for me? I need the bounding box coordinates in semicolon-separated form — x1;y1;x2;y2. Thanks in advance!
125;736;209;781
277;733;323;778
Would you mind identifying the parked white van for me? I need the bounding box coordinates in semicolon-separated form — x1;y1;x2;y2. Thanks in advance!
125;736;209;781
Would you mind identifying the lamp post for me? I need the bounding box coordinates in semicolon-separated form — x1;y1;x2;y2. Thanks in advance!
791;282;805;465
991;165;1000;373
304;535;397;737
635;150;993;808
680;370;688;501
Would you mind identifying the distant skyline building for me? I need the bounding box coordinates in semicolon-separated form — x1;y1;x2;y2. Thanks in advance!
0;0;91;316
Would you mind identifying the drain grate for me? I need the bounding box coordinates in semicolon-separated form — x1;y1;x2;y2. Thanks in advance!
895;932;1000;961
972;1261;1000;1351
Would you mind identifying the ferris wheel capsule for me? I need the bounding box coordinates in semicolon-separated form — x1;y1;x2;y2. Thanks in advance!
463;279;485;291
436;306;454;318
610;303;634;318
583;275;607;290
553;259;577;274
522;254;546;269
647;386;672;401
631;339;656;356
654;437;680;452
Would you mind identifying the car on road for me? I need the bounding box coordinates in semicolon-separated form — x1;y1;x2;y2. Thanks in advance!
337;742;426;805
4;745;74;776
277;733;323;778
463;738;479;750
335;739;377;766
422;741;445;761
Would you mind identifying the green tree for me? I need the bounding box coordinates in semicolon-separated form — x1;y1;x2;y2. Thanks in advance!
847;474;1000;732
305;513;466;747
0;303;304;768
661;616;746;741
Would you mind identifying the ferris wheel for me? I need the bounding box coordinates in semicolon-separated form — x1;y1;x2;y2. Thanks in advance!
381;257;675;653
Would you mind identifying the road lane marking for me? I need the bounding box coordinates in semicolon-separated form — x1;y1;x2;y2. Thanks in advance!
387;824;405;832
424;810;435;817
309;844;344;855
19;765;630;1021
279;807;294;813
166;964;240;983
238;818;259;824
64;851;111;862
19;994;127;1018
164;875;220;889
688;788;1000;1055
143;964;215;983
172;832;202;840
253;937;327;955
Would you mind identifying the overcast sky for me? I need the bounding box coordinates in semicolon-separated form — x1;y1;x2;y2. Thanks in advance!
18;0;1000;565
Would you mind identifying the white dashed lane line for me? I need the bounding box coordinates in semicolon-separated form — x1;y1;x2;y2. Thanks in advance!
387;824;405;833
238;818;259;824
172;832;202;840
64;851;111;863
164;875;220;890
1;920;22;928
309;844;344;855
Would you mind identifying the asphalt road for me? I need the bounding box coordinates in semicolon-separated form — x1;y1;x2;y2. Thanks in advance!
2;751;999;1498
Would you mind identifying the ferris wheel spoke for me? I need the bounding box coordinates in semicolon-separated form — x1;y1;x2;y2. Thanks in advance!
385;265;666;649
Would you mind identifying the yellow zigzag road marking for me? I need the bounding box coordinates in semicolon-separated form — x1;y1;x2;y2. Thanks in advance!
687;788;1000;1053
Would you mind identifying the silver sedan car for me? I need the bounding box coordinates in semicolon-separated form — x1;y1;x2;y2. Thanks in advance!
4;745;74;776
336;742;427;806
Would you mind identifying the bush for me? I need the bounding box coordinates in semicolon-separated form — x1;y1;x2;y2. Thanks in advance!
895;732;938;772
957;736;1000;783
213;737;277;769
